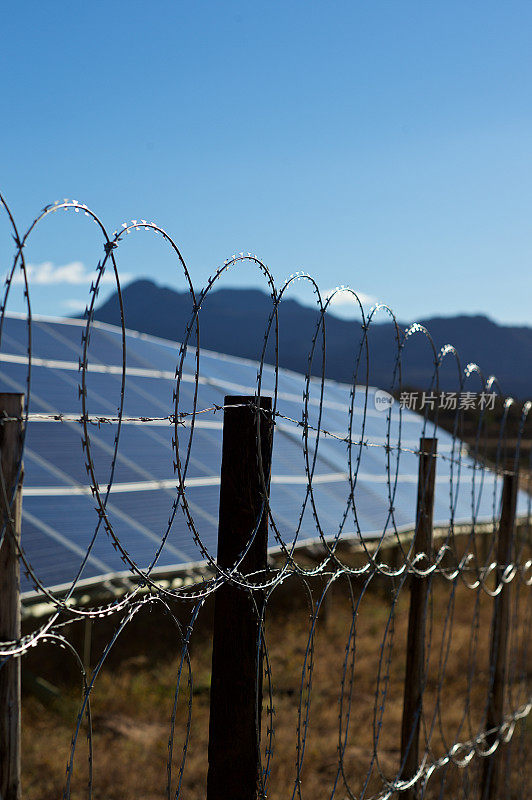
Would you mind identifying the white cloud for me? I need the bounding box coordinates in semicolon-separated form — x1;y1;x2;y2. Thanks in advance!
324;287;377;308
62;298;88;312
12;261;131;286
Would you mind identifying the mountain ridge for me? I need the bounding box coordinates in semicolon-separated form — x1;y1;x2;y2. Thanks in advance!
90;279;532;398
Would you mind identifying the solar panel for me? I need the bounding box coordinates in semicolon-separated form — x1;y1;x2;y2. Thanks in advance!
0;313;523;597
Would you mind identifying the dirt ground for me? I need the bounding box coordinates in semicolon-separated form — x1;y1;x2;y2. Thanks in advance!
19;549;531;800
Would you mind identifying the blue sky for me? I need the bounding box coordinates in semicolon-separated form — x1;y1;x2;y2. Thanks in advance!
1;1;531;324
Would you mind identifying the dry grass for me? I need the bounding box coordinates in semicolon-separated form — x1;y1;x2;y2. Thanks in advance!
21;566;531;799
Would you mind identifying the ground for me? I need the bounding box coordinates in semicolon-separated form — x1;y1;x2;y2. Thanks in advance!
20;544;531;800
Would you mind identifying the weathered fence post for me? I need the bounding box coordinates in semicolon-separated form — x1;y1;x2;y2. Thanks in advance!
207;395;273;800
0;393;24;800
400;437;437;800
480;465;518;800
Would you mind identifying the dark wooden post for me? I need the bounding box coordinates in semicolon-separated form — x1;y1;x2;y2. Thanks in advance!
0;394;24;800
207;395;273;800
481;467;518;800
400;437;437;800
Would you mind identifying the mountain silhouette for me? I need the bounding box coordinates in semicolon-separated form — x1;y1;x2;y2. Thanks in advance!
91;279;532;399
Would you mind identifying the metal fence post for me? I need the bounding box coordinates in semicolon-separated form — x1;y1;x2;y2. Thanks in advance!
0;393;24;800
400;437;437;800
207;395;273;800
480;466;518;800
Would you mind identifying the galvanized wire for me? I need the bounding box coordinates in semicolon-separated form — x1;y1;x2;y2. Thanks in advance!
0;193;530;799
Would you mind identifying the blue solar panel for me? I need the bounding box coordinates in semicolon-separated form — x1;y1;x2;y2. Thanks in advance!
0;314;521;595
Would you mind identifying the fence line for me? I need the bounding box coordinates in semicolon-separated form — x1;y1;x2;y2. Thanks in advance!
0;193;531;798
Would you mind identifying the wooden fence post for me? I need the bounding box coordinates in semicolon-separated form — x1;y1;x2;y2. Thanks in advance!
0;393;24;800
400;437;437;800
207;395;273;800
480;466;518;800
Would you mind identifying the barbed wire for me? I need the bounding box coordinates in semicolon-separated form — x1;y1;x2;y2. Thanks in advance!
0;192;530;799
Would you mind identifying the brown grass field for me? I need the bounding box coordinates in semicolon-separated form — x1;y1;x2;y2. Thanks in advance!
20;544;531;800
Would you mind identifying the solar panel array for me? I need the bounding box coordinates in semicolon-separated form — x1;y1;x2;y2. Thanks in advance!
0;313;521;597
